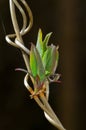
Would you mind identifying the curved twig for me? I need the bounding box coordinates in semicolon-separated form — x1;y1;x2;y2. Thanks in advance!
5;0;33;53
24;73;66;130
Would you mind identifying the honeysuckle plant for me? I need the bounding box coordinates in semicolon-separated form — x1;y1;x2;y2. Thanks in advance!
29;29;60;96
5;0;66;130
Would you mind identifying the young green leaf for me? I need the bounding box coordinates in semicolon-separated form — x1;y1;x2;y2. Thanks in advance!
42;45;59;75
36;29;52;58
43;32;52;53
30;44;37;77
53;49;59;73
36;29;43;57
33;45;45;81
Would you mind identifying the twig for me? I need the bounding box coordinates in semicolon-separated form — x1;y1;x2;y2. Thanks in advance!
24;73;66;130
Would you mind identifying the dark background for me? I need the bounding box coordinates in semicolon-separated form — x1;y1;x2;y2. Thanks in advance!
0;0;86;130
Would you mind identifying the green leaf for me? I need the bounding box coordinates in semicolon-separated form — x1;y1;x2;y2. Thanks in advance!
30;44;37;77
42;45;59;75
52;49;59;74
33;45;45;81
43;32;52;53
36;29;52;58
36;29;43;57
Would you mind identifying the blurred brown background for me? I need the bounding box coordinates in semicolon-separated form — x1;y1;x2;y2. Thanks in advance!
0;0;86;130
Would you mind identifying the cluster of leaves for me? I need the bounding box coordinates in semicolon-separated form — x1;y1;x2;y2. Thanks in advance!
30;29;59;91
